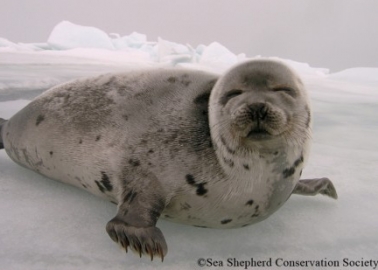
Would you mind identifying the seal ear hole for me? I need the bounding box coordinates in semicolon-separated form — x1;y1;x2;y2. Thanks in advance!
221;89;243;105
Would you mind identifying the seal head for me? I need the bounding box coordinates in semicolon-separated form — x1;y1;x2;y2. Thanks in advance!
210;59;311;155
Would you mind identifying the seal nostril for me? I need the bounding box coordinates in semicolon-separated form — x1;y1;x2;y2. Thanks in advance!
248;103;267;121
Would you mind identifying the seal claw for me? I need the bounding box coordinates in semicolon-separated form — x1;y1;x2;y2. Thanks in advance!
106;217;167;261
146;245;154;261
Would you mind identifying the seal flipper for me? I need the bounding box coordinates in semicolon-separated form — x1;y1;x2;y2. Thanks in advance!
106;174;167;261
0;118;7;149
292;178;338;199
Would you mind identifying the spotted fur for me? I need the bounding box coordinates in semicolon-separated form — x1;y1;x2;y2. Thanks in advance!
0;60;337;261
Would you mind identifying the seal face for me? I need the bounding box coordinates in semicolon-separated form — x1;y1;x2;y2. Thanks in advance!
0;59;337;261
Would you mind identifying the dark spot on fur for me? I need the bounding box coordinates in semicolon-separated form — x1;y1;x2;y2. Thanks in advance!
100;172;112;192
186;174;196;185
164;214;171;218
299;169;303;177
167;76;177;83
255;205;259;211
274;151;279;155
79;139;83;144
185;175;208;195
180;74;191;86
246;200;254;206
122;115;129;121
294;155;304;167
283;167;295;178
148;209;161;221
194;225;208;228
193;91;211;105
223;157;234;168
82;184;87;189
129;158;140;167
241;224;250;227
252;213;259;217
148;149;154;154
220;135;236;155
35;115;45;126
243;164;250;170
196;183;208;196
95;180;105;193
96;135;101;141
123;190;138;204
49;151;53;156
110;201;117;205
221;219;232;225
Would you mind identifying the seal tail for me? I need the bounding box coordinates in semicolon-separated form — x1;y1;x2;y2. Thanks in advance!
0;118;6;149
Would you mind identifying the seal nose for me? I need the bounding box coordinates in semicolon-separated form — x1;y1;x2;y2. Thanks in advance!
248;103;268;121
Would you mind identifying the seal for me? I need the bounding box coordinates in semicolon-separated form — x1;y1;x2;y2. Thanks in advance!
0;59;337;261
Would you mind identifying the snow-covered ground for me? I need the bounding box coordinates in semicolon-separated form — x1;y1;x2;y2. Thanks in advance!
1;22;377;270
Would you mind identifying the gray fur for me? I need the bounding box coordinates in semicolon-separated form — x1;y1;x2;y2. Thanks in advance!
0;118;6;149
0;60;337;260
293;178;338;199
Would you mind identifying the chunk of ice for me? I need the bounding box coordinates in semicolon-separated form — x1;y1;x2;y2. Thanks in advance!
47;21;114;50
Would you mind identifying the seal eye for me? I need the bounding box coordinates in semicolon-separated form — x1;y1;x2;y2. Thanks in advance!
272;87;296;97
272;87;293;93
221;89;243;105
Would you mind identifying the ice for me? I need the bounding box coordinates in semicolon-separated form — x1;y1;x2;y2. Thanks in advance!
48;21;115;50
1;21;377;269
329;67;378;85
111;32;147;49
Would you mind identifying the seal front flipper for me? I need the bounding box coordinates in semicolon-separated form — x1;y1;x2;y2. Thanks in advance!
106;174;167;261
292;178;338;199
0;118;7;149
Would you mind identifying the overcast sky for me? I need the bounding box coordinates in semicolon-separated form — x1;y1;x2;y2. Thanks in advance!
1;0;378;71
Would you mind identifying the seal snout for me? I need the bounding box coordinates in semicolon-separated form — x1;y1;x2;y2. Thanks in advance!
231;102;270;130
245;103;271;139
230;101;287;140
248;102;268;122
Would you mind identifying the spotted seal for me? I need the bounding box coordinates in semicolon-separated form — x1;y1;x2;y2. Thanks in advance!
0;59;337;261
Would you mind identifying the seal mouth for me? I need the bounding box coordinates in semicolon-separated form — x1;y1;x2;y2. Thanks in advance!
247;128;272;140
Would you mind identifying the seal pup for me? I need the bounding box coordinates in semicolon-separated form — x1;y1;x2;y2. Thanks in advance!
0;59;337;261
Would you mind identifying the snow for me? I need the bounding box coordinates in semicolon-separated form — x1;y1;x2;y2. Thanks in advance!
1;21;377;270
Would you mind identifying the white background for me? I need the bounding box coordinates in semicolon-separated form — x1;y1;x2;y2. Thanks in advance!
1;0;378;71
